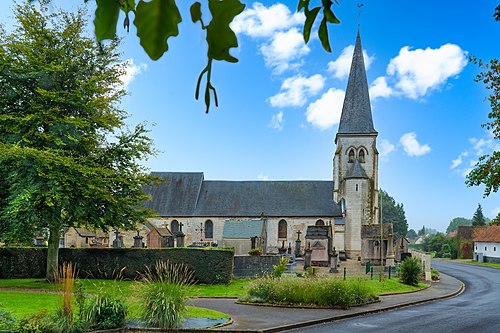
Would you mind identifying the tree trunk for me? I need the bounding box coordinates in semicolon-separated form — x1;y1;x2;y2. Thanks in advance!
46;224;61;281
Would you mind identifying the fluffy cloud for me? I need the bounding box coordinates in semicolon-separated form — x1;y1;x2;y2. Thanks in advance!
370;76;393;99
231;2;303;38
305;88;345;130
399;132;431;157
269;74;325;108
451;133;500;177
379;139;396;157
260;28;310;74
120;59;147;89
450;152;468;169
387;44;467;99
269;111;284;130
327;45;374;79
257;172;271;180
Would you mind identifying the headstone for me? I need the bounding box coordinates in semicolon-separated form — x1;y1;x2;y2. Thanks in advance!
278;240;287;255
329;247;339;273
133;231;144;248
304;243;312;269
112;230;123;248
295;231;302;257
287;242;292;255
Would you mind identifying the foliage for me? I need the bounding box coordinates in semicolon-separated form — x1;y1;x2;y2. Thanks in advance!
242;276;377;308
273;257;288;278
472;204;487;226
16;310;53;333
406;229;417;240
418;226;426;236
399;257;422;286
466;57;500;196
431;269;440;281
379;189;408;240
84;294;127;330
140;261;194;329
248;247;262;256
446;217;472;234
490;214;500;225
0;304;16;331
0;1;157;281
495;4;500;21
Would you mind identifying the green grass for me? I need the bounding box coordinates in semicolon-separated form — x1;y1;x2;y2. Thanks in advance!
187;279;250;297
465;260;500;268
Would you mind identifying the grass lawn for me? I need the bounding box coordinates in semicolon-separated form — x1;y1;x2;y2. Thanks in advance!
464;260;500;269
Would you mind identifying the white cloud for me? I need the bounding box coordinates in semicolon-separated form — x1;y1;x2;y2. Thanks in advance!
269;74;325;108
452;133;500;177
370;76;393;99
269;111;284;130
379;139;396;157
399;132;431;157
305;88;345;130
231;2;303;38
492;207;500;218
257;172;270;180
120;59;147;89
327;45;374;79
260;28;310;74
387;44;467;99
450;152;468;169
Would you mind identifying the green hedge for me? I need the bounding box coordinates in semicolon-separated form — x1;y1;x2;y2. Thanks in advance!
0;247;234;284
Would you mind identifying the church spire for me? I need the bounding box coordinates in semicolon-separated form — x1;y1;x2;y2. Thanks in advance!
337;30;376;136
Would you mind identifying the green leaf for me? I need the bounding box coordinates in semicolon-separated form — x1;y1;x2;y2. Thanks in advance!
323;7;340;24
297;0;310;12
134;0;182;60
318;17;331;52
94;0;121;42
303;7;320;43
190;2;202;24
206;0;245;63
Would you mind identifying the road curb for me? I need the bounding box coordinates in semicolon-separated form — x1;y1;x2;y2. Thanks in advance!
206;273;465;333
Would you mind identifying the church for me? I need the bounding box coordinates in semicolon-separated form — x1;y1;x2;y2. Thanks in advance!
143;31;383;260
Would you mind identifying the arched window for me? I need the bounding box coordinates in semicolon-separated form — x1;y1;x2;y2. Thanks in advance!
359;149;365;163
205;220;213;239
348;149;355;163
171;220;179;235
316;219;325;226
278;219;287;239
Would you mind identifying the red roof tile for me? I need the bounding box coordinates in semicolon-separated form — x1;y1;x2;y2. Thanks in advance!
473;225;500;242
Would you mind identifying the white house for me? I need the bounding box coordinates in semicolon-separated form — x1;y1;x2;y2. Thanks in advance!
473;225;500;264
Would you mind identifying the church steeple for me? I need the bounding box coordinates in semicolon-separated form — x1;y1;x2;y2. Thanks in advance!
337;30;376;137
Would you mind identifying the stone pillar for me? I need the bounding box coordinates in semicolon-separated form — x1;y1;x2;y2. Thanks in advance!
112;230;123;248
386;233;395;267
133;232;144;248
329;247;339;273
304;243;312;270
295;230;302;257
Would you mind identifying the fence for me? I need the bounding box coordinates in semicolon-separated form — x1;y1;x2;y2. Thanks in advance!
408;248;432;281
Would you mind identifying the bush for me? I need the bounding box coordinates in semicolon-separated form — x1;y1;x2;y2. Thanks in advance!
16;310;53;333
242;276;377;308
273;257;288;278
399;257;422;286
84;294;127;330
431;268;440;281
141;261;194;329
248;248;262;256
0;306;16;332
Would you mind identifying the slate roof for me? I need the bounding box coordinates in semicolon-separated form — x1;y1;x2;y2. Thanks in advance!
223;220;264;239
337;30;377;136
305;225;332;239
473;225;500;242
345;159;369;179
142;172;343;218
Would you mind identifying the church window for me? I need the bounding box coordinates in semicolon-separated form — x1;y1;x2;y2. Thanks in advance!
356;184;358;191
278;219;287;239
316;219;325;226
359;149;365;163
348;149;355;163
171;220;179;235
205;220;213;239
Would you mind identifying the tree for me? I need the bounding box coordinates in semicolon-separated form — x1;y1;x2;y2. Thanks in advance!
0;1;157;280
472;204;486;226
379;189;408;240
406;229;417;240
446;217;473;234
418;226;426;236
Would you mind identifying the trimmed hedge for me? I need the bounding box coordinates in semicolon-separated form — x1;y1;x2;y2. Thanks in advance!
0;247;233;284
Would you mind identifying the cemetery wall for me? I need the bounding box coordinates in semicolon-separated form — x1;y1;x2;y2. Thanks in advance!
233;255;281;278
0;247;233;284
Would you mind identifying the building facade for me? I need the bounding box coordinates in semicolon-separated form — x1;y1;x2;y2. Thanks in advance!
142;31;380;259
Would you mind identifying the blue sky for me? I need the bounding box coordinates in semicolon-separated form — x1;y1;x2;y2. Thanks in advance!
1;0;500;233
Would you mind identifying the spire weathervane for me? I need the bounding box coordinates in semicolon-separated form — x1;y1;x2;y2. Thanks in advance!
357;3;364;28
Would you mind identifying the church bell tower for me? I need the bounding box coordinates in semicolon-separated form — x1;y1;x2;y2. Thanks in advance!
332;30;379;260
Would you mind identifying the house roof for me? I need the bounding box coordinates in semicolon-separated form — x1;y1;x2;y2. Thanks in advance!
142;172;343;218
473;225;500;242
337;30;377;137
150;227;173;237
223;219;264;239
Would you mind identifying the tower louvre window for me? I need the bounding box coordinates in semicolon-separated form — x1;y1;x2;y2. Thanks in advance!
359;149;365;163
348;149;355;163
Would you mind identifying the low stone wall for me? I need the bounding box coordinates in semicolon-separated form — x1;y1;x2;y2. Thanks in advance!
233;255;281;278
484;256;500;264
408;249;431;281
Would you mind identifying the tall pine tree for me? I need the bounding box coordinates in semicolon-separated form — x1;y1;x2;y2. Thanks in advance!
472;204;486;226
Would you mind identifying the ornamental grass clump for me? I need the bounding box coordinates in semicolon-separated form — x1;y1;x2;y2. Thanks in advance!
141;260;194;329
243;276;377;308
399;257;422;286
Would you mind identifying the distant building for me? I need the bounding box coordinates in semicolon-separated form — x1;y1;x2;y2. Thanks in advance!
473;225;500;264
147;227;174;248
222;219;267;255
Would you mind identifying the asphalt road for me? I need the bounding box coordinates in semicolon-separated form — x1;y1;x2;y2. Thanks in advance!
287;261;500;333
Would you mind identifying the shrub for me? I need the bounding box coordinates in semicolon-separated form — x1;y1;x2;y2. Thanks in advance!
84;294;127;330
248;248;262;256
431;268;440;281
399;257;422;286
16;310;53;333
273;257;288;278
141;260;194;329
0;306;16;331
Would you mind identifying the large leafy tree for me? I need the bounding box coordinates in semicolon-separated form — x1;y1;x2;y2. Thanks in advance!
446;217;472;234
472;204;486;226
378;189;408;240
0;1;157;280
